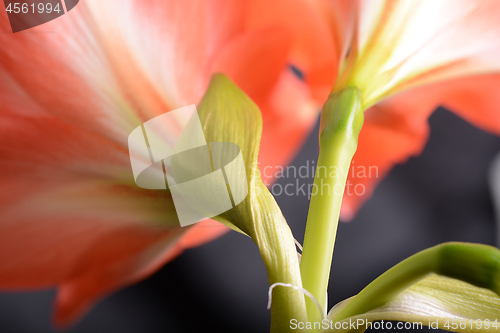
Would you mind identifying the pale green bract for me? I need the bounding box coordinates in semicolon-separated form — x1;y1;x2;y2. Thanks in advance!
322;274;500;333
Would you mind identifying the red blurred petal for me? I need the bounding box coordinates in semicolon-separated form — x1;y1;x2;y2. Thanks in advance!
51;218;228;325
52;225;183;325
0;0;246;324
440;75;500;136
211;26;292;106
341;74;500;219
259;70;318;184
246;0;337;102
341;86;440;220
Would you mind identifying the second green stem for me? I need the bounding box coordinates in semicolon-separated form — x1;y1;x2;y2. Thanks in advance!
300;87;364;328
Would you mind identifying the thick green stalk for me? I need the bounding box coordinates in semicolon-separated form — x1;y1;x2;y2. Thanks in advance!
300;87;364;329
333;242;500;322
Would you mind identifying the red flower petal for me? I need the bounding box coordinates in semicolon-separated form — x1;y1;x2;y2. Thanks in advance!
341;75;500;220
440;75;500;136
245;0;337;102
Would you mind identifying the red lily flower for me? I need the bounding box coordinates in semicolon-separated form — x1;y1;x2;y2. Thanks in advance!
0;0;334;325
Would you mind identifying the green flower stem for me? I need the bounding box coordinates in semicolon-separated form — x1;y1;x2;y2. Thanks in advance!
300;87;364;328
334;242;500;322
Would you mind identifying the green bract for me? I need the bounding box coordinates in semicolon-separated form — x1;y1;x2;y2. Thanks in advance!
322;243;500;333
323;275;500;333
197;74;308;332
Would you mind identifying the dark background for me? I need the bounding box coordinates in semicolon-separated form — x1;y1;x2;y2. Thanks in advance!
1;107;500;332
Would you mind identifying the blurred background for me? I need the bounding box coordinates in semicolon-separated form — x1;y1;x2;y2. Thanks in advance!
1;107;500;332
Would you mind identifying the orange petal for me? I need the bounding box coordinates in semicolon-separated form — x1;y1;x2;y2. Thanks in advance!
54;217;227;324
439;75;500;136
211;26;292;106
51;223;183;326
245;0;337;102
0;0;248;134
83;0;247;116
310;0;356;69
53;219;227;325
345;0;500;105
0;4;132;145
341;85;440;220
0;0;242;324
0;0;321;325
341;74;500;219
259;70;319;184
0;172;228;325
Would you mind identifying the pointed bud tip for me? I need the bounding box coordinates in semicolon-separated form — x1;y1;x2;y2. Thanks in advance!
319;86;364;147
